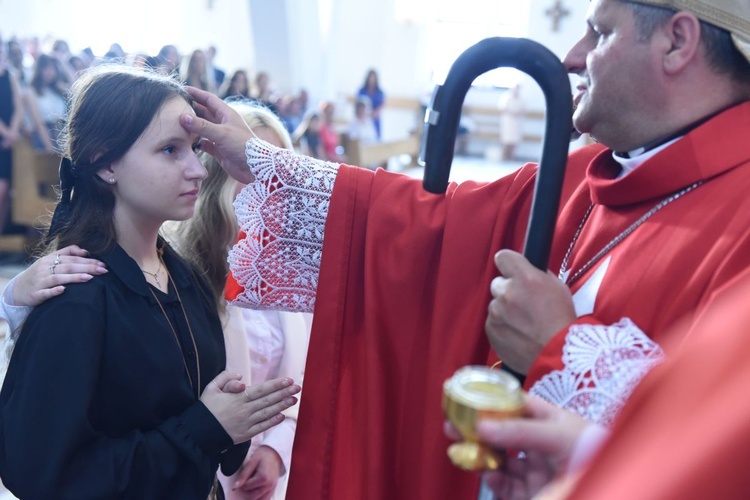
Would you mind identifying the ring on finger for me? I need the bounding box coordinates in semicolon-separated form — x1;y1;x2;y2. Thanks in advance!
243;388;250;401
53;254;61;266
50;264;57;275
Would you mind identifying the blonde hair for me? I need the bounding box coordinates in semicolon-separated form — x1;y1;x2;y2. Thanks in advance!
167;101;292;310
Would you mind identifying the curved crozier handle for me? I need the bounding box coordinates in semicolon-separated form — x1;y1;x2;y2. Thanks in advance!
421;37;572;271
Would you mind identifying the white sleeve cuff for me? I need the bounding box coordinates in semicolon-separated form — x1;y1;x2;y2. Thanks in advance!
1;276;34;340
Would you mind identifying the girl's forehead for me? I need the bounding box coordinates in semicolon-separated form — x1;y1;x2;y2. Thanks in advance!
142;97;198;143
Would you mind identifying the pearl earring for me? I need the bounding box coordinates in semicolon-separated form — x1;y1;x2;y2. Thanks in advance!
108;177;116;184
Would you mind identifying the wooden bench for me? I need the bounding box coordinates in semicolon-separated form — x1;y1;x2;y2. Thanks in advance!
0;137;59;252
336;93;554;165
340;133;421;169
462;105;545;146
12;137;59;227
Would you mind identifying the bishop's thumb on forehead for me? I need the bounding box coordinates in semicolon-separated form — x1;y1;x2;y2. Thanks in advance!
180;113;215;139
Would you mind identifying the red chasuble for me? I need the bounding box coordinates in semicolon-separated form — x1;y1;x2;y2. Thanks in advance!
570;267;750;499
526;103;750;390
235;102;750;499
281;146;596;500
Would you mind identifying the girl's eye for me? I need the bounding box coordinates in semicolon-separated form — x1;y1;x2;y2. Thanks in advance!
163;146;176;155
192;142;202;153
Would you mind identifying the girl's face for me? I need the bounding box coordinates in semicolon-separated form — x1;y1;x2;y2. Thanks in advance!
99;96;207;229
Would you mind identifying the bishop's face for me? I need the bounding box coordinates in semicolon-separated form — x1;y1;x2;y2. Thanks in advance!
563;0;666;151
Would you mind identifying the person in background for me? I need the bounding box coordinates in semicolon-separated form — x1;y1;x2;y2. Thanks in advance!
108;43;126;60
252;72;277;114
498;83;524;161
277;94;303;135
80;47;96;68
26;53;67;152
0;37;23;235
319;101;345;162
157;44;181;77
6;40;30;89
206;46;226;90
291;110;323;159
222;70;251;100
183;49;214;94
357;68;385;139
346;96;378;145
49;39;76;86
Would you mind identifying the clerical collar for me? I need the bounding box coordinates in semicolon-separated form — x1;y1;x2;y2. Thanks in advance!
612;138;680;178
612;107;731;177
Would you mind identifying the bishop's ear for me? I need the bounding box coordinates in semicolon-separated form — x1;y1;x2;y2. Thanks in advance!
661;11;702;74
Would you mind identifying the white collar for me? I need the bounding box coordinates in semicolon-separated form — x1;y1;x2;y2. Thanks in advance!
612;137;681;178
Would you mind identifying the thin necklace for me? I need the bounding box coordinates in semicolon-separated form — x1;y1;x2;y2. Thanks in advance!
148;257;202;398
140;258;163;288
559;180;704;286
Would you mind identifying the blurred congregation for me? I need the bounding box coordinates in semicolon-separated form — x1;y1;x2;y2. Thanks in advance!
0;36;394;256
3;0;750;498
0;0;555;259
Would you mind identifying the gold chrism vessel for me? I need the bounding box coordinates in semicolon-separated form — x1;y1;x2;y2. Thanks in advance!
442;365;524;471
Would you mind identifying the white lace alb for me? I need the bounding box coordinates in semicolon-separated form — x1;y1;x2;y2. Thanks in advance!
529;318;664;426
228;138;339;312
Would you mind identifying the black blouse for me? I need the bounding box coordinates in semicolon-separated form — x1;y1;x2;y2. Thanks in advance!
0;242;248;499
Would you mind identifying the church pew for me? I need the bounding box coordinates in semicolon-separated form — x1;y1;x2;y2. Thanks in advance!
340;134;421;170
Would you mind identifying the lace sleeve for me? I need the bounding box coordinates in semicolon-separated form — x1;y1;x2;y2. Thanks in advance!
529;318;665;426
228;138;340;312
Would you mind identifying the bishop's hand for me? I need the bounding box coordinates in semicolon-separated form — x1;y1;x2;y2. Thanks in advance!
180;86;257;184
485;249;576;374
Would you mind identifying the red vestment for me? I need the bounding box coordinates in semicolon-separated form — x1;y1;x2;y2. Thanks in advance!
234;102;750;499
570;266;750;499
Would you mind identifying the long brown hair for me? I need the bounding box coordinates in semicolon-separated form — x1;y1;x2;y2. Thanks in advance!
44;65;190;256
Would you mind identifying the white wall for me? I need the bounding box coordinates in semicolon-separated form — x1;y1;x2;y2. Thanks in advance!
0;0;254;78
245;0;589;150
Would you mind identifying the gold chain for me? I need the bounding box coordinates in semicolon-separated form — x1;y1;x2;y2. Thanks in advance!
148;255;202;398
140;258;163;288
